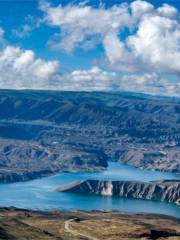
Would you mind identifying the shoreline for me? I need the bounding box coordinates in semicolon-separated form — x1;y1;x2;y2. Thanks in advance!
1;206;180;220
0;161;179;184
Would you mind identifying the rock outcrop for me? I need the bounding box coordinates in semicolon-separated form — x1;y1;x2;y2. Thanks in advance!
57;179;180;204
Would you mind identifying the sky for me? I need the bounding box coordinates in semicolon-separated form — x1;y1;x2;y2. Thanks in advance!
0;0;180;96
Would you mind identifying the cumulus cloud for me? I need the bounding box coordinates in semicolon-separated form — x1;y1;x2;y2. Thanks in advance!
0;43;178;96
58;66;117;91
131;0;154;16
128;14;180;74
39;1;180;75
39;0;131;53
0;46;59;89
0;25;119;92
36;0;180;97
0;1;179;97
157;3;178;18
120;73;180;97
55;68;180;97
0;39;117;91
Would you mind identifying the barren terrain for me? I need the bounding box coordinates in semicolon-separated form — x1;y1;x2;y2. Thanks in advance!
0;208;179;240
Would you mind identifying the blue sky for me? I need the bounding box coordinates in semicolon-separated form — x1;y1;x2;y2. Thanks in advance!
1;0;180;68
0;0;179;96
0;0;116;70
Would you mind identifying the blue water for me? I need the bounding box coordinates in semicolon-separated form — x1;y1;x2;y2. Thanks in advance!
0;162;179;218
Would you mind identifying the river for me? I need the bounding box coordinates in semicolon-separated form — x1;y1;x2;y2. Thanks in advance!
0;162;179;218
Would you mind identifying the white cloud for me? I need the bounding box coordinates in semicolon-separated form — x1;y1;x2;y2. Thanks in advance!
0;1;179;97
0;43;178;97
131;0;154;20
158;3;178;18
40;0;131;53
39;1;180;76
0;27;6;46
55;66;118;91
127;14;180;74
0;42;117;91
13;24;32;38
12;15;43;38
120;73;180;97
57;68;180;97
0;46;59;89
103;33;124;64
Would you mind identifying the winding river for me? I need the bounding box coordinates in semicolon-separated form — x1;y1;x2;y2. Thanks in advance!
0;162;179;218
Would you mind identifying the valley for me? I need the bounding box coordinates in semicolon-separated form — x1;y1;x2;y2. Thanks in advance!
1;0;180;238
0;90;179;220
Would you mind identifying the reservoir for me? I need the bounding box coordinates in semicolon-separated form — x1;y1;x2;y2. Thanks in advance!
0;162;179;218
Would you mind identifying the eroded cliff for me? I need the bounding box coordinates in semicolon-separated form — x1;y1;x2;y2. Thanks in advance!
57;179;180;204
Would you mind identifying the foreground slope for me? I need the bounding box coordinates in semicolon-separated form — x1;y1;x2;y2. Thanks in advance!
0;208;179;240
0;90;179;182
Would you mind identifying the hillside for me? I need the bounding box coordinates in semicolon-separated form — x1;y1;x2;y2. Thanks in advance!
0;208;179;240
0;90;179;182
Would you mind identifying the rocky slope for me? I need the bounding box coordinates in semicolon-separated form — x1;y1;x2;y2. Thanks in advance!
57;179;180;204
0;90;179;182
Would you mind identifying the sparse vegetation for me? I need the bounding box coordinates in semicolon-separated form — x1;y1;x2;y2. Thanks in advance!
0;208;179;240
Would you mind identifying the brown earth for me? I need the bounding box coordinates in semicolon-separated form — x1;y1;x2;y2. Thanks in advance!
0;208;179;240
